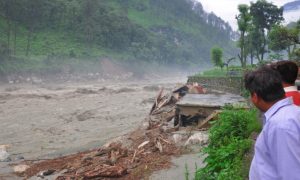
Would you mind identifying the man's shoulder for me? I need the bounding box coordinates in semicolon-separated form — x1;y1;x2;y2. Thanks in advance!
278;104;300;118
268;104;300;131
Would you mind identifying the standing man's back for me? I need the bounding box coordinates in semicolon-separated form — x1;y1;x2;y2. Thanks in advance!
245;67;300;180
272;60;300;105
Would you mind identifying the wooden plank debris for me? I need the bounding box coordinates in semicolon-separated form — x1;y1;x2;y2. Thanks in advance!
197;110;222;129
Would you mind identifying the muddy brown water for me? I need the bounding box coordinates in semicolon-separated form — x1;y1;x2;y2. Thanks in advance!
0;77;187;177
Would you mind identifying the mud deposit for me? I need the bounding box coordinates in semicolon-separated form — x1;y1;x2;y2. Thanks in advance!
0;77;186;175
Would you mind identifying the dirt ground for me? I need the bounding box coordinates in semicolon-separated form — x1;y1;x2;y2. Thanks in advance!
0;76;187;177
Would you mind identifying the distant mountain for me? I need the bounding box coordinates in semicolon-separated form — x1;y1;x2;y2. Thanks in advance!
283;0;300;11
0;0;237;68
283;1;300;23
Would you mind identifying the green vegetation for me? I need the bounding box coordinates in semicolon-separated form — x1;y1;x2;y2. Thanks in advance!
235;0;300;67
211;47;224;69
195;68;228;77
268;24;300;59
0;0;236;75
194;107;261;180
236;4;251;68
194;66;250;77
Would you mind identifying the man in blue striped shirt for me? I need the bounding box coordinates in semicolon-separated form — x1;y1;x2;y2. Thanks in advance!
244;67;300;180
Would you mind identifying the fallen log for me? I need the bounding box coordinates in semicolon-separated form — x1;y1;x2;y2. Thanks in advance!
150;88;164;115
197;110;222;129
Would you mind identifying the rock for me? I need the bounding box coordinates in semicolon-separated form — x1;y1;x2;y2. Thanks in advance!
0;145;11;162
171;130;191;145
40;169;56;176
184;132;209;146
15;155;25;160
172;134;185;144
0;156;11;162
13;165;30;173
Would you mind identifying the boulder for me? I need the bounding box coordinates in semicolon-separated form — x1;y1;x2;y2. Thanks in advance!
0;145;11;162
13;165;30;173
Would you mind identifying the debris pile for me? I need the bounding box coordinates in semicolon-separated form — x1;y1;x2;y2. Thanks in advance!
148;83;205;130
20;83;209;179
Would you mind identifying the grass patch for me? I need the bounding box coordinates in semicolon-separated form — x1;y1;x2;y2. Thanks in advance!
194;107;261;180
199;68;228;77
194;66;256;78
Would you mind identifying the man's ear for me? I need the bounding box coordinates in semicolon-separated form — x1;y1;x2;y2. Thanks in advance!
251;92;259;104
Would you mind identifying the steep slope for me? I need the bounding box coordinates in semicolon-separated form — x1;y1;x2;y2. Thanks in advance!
122;0;236;65
0;0;236;73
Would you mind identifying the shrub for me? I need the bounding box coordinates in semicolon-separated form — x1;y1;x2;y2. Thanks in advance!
194;108;261;180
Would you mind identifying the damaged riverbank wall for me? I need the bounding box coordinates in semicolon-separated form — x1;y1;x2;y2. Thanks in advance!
187;76;243;95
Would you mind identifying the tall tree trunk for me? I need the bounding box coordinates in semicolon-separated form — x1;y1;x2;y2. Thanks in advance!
84;0;93;47
261;44;265;61
72;8;76;33
6;19;11;56
26;27;33;56
240;31;246;68
260;29;266;62
287;46;291;60
61;10;65;31
13;21;17;55
256;51;261;62
250;51;254;66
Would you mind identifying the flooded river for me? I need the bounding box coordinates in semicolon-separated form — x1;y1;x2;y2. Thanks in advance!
0;77;186;163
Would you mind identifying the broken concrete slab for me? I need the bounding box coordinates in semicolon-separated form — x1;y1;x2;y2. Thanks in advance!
176;93;246;127
176;93;245;108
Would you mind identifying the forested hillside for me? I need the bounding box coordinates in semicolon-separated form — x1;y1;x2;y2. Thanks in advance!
0;0;236;75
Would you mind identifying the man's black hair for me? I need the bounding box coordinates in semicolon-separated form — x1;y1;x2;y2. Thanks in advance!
272;61;298;85
244;66;285;102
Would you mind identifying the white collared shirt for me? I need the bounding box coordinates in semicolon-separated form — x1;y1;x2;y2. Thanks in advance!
284;86;299;92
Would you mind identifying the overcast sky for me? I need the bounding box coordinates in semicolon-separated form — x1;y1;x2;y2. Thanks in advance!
197;0;294;30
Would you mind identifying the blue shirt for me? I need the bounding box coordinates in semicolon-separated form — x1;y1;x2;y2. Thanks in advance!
250;98;300;180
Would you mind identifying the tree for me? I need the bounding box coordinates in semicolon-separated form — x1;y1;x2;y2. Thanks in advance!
250;0;284;61
20;0;48;56
268;25;299;59
291;19;300;60
293;48;300;60
246;25;265;65
236;4;251;68
211;46;223;69
0;0;15;56
82;0;97;46
244;25;256;65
